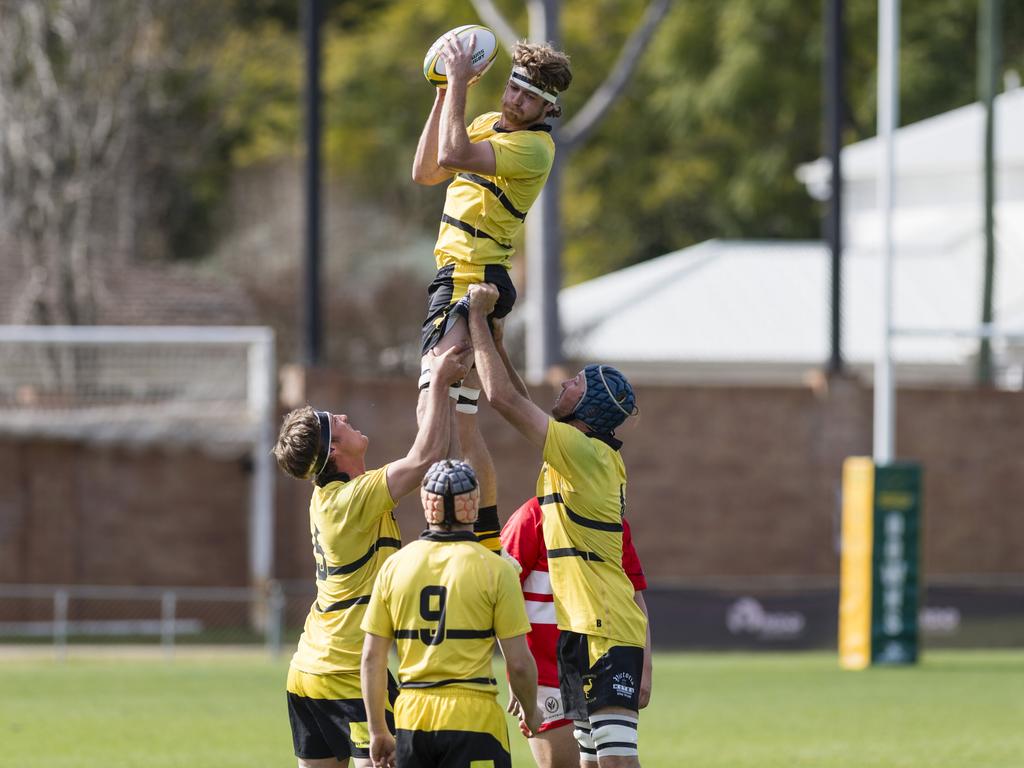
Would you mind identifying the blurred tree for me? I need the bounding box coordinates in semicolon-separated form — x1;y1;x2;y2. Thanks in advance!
207;0;1024;370
563;0;1024;280
16;0;1016;334
230;0;390;31
471;0;672;376
0;0;233;325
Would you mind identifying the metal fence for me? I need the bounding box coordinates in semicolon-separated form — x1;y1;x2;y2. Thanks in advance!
0;583;304;659
4;576;1021;658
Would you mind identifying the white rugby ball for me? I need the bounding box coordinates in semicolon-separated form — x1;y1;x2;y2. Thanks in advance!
423;24;498;87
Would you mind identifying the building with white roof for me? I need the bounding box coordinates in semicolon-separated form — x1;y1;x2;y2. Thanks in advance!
559;87;1024;386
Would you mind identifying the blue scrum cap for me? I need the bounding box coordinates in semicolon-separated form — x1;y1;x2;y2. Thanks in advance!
572;364;637;434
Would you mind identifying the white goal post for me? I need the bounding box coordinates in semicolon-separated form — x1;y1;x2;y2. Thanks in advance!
0;325;277;591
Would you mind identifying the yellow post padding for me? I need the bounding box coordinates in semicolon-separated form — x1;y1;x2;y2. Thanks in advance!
839;457;875;670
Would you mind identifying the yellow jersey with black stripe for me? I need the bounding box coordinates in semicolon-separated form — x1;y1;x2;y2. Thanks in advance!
291;466;401;675
435;112;555;270
537;420;647;647
361;530;531;694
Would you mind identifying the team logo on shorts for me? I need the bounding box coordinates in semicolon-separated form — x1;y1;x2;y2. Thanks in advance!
544;696;560;714
612;672;636;699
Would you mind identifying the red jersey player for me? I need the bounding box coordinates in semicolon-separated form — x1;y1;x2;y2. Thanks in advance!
500;497;653;768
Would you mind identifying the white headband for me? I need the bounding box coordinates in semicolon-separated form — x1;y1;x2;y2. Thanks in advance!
510;66;558;104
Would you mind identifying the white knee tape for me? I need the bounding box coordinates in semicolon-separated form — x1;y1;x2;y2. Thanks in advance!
573;721;598;763
591;713;639;759
455;386;480;414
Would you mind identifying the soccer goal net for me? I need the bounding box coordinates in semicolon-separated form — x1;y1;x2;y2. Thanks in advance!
0;325;277;586
0;325;274;448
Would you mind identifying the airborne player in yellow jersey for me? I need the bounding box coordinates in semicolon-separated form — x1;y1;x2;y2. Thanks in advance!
361;460;541;768
412;30;571;556
271;347;469;768
466;283;648;768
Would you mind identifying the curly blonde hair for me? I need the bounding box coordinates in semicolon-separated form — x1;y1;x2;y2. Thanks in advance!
512;41;572;98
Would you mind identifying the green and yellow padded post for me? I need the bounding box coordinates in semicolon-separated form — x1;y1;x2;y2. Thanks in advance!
839;458;922;669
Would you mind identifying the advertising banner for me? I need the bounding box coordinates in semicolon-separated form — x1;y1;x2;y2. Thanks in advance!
839;458;922;668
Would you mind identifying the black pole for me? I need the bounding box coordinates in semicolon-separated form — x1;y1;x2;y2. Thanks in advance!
302;0;323;366
977;0;1001;386
539;0;563;377
824;0;844;374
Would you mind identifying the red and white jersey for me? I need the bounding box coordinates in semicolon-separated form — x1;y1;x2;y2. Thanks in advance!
500;496;647;688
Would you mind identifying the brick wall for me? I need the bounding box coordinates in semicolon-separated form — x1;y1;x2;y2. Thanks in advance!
2;373;1021;590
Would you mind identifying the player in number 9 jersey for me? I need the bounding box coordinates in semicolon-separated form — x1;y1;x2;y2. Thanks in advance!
361;461;542;768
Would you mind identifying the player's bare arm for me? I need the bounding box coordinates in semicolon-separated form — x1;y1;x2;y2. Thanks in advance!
497;633;543;737
635;591;654;709
412;88;453;186
467;283;550;448
361;632;396;768
492;318;530;398
437;33;497;175
386;345;471;498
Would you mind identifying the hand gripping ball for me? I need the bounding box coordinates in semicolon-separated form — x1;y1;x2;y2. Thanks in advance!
423;24;498;87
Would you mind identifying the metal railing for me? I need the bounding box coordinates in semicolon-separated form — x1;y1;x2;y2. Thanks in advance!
0;582;291;659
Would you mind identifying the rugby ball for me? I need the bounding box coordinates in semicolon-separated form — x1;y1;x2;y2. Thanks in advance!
423;24;498;87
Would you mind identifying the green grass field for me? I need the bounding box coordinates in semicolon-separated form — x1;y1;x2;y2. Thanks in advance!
1;649;1021;767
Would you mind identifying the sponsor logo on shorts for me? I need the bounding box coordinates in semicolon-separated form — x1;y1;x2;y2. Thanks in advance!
538;686;564;723
582;677;595;700
612;672;636;699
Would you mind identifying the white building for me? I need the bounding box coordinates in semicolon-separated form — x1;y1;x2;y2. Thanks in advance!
559;87;1024;387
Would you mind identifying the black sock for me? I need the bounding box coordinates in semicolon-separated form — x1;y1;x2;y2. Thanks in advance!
474;505;501;551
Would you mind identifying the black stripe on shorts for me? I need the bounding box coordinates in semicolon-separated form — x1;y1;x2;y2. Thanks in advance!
400;676;497;688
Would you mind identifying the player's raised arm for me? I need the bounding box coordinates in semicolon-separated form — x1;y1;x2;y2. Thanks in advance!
436;32;497;176
467;283;550;448
385;345;470;498
491;318;530;399
412;88;454;186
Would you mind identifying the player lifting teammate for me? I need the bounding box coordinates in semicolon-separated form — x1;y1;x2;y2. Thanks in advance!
361;460;541;768
467;282;647;768
501;497;653;768
272;347;469;768
412;31;572;555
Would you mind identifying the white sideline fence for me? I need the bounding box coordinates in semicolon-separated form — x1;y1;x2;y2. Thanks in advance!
0;582;291;660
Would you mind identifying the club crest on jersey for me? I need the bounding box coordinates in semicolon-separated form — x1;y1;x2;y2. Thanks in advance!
612;672;636;698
